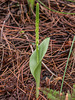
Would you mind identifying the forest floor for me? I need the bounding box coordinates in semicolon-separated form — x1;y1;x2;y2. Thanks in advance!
0;0;75;100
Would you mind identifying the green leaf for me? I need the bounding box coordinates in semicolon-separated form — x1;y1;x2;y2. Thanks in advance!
29;37;50;98
30;37;50;79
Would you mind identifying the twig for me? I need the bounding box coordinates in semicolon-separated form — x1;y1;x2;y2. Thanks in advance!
0;12;10;70
1;13;10;41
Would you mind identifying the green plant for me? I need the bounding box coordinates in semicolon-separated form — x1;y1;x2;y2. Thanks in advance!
37;0;75;15
29;3;50;98
66;0;75;2
60;36;75;93
27;0;75;15
72;84;75;100
40;84;75;100
39;36;75;99
27;0;35;10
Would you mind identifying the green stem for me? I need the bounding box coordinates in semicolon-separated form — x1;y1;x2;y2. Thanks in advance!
35;3;40;98
35;3;39;64
60;36;75;93
27;0;35;10
36;63;41;98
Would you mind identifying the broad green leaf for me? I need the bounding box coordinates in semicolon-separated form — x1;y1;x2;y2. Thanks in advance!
29;37;50;98
29;37;50;79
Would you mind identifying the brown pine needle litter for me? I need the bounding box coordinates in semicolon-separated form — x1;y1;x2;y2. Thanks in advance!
0;0;75;99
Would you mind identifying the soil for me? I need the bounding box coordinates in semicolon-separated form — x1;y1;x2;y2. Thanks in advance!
0;0;75;100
